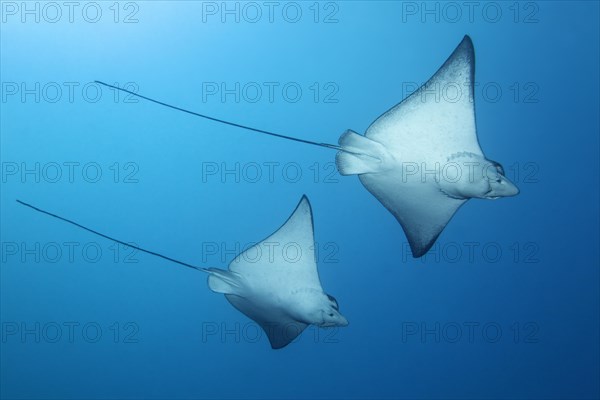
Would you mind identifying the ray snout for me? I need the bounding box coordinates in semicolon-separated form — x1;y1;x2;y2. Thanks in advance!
500;177;520;197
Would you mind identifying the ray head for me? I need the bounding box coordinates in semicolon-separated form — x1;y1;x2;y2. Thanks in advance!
438;152;520;200
293;290;348;328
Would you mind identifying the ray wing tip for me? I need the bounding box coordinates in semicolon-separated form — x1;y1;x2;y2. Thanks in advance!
298;194;311;208
460;35;474;52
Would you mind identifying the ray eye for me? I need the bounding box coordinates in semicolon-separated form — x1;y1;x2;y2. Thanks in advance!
489;160;505;176
329;313;334;317
327;294;339;310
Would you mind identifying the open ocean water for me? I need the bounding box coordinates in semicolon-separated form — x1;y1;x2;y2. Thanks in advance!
1;1;599;399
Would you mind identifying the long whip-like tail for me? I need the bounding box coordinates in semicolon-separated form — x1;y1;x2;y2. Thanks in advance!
94;80;342;151
16;200;206;273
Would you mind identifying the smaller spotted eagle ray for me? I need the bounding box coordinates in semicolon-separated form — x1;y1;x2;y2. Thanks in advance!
16;196;347;349
95;35;518;257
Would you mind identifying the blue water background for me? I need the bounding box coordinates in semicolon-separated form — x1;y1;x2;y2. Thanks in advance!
1;1;598;399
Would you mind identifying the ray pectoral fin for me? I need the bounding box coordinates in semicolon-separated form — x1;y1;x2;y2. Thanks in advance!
398;195;468;257
225;294;309;350
228;195;322;290
260;320;309;350
404;220;450;258
359;172;467;258
335;130;390;175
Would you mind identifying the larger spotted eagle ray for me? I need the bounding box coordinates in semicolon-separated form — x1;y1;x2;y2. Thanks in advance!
96;35;518;257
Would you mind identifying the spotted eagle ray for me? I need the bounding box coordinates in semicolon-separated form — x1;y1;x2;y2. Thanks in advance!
16;196;347;349
95;35;518;257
